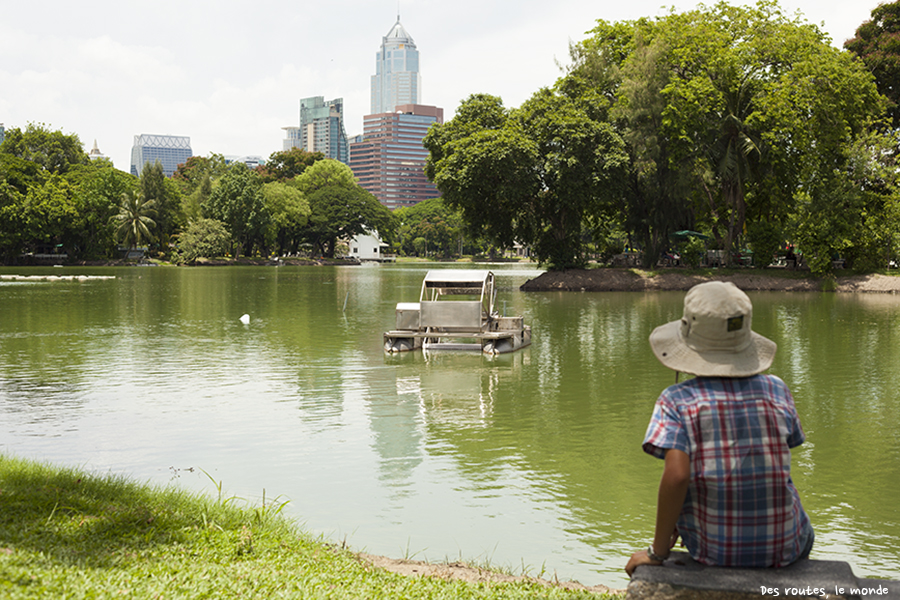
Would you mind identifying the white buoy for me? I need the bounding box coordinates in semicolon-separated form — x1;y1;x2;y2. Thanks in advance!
239;314;250;325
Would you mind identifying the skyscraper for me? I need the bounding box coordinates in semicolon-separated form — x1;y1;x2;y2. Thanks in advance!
349;104;442;210
371;16;421;115
130;134;192;177
282;96;349;164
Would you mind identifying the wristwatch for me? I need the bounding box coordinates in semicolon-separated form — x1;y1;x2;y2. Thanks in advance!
647;545;669;562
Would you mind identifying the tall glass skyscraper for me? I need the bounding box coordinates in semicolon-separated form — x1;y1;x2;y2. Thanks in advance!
371;16;421;114
130;134;192;177
282;96;349;164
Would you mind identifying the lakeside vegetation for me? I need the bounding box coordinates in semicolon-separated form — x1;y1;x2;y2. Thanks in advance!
0;454;614;599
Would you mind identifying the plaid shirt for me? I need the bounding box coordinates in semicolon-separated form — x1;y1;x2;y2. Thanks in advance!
643;374;812;567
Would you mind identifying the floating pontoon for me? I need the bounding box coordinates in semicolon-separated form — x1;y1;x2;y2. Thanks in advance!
383;270;532;355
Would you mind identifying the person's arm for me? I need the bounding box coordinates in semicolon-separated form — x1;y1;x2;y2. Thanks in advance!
625;449;691;577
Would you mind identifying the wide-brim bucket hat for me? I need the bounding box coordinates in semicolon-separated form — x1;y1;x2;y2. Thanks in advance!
650;281;776;377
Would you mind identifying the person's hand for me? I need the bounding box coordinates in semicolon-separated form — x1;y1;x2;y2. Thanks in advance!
625;549;663;577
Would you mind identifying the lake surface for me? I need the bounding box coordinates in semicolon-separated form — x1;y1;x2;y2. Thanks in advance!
1;264;898;587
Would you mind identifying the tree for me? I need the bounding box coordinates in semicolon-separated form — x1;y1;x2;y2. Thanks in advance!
203;163;269;258
293;160;396;258
261;181;310;255
424;92;627;269
111;190;156;252
258;147;324;183
63;160;135;260
794;127;900;274
0;123;89;175
568;0;884;269
140;160;182;252
174;218;232;264
173;154;229;192
394;197;464;257
845;1;900;128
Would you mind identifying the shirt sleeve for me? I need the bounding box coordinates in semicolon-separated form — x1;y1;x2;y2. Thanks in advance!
642;389;690;459
782;385;805;449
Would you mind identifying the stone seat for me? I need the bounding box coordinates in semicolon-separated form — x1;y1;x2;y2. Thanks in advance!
628;551;899;600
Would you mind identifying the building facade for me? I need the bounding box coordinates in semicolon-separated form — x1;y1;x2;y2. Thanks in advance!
371;17;421;115
282;96;349;164
349;104;443;210
130;134;192;177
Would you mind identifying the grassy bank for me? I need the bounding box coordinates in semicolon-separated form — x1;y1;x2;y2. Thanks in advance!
0;455;613;599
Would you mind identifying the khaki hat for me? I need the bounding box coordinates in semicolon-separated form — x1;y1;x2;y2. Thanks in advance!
650;281;776;377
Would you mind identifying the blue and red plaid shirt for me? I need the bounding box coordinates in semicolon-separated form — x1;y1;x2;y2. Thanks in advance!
642;374;813;567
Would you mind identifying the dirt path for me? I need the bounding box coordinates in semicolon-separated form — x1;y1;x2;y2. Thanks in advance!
519;269;900;293
357;553;622;595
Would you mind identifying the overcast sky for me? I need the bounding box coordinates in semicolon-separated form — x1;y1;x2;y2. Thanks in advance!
0;1;882;171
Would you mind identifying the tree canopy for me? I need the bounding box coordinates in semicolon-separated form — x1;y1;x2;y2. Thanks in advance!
424;91;628;269
258;147;324;183
292;160;396;258
845;0;900;128
203;163;269;258
558;0;886;271
0;123;89;175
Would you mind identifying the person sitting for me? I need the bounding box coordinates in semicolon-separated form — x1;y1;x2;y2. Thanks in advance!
625;281;813;576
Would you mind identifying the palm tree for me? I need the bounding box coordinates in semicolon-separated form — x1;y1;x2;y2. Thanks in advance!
111;190;157;253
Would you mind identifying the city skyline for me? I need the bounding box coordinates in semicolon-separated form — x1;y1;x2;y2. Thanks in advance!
1;1;878;170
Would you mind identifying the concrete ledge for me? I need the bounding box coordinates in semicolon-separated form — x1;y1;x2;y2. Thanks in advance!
627;552;899;600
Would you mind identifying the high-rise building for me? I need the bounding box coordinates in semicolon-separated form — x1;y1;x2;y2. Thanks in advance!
371;16;421;115
130;134;192;177
349;104;443;210
88;140;107;161
0;123;5;146
282;96;349;164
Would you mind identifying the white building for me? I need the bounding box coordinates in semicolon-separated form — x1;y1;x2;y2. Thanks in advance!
349;231;390;261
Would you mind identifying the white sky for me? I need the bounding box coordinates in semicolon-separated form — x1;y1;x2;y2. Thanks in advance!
0;0;882;171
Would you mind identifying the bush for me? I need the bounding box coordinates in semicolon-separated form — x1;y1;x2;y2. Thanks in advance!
174;218;232;264
746;221;783;268
681;236;706;268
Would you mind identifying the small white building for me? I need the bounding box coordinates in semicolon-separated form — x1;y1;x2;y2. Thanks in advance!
349;231;391;261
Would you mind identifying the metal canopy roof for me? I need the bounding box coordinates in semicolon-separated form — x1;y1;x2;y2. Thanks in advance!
422;270;492;285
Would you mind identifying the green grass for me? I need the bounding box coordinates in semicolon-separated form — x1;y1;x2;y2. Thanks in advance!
0;455;614;599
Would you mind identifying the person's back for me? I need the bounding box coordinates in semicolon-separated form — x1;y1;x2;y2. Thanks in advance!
625;281;813;576
643;374;812;567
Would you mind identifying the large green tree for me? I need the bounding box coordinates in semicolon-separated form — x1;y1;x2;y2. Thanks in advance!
261;181;310;255
394;197;464;258
203;163;269;258
424;91;627;269
292;160;396;258
845;1;900;128
140;160;182;253
0;123;89;175
567;0;884;270
174;218;232;264
258;147;324;183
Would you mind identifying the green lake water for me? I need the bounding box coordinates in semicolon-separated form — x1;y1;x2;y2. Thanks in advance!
0;264;897;587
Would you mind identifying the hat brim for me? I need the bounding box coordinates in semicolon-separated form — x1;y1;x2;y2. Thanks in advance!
649;319;777;377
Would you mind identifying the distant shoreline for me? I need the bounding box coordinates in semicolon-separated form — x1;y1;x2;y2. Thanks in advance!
520;268;900;293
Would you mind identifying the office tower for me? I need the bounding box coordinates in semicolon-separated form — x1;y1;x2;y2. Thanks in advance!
282;96;349;164
371;16;421;115
0;123;5;146
130;134;192;177
349;104;442;210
